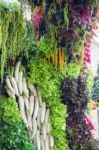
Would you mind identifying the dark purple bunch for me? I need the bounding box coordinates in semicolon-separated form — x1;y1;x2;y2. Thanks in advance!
61;74;93;149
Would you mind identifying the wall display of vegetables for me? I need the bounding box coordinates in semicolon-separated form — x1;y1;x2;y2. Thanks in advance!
0;0;26;80
0;0;99;150
6;61;54;150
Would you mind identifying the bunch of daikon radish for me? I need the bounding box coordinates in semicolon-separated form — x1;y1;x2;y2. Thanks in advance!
6;61;54;150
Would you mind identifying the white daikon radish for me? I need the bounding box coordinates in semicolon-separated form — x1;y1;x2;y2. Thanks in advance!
32;120;37;138
24;96;29;111
22;77;29;97
42;123;46;140
10;77;19;96
28;83;37;97
15;61;21;83
7;89;15;99
27;111;32;131
44;108;50;125
33;97;39;121
18;71;23;95
40;135;45;150
6;77;15;94
41;102;46;124
37;107;41;129
18;96;28;127
29;95;34;116
37;89;42;106
49;136;54;148
47;122;51;134
45;135;50;150
36;130;41;150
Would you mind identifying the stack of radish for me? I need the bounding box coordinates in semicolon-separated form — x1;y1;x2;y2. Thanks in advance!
6;61;54;150
84;34;92;66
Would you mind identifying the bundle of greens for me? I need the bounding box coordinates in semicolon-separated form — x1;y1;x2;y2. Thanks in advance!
61;74;93;150
0;96;35;150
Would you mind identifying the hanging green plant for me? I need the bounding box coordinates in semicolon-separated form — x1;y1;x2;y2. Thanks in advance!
0;0;26;80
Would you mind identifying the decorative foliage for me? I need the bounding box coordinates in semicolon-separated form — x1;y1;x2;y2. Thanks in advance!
28;59;68;150
61;73;93;149
0;0;26;80
66;63;81;79
0;96;21;124
0;120;35;150
6;61;55;150
0;96;35;150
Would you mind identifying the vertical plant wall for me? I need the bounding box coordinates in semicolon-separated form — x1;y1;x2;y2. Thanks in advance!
0;1;35;150
0;0;99;150
27;0;98;149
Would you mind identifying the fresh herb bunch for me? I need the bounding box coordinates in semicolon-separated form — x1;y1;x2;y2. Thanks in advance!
28;59;68;150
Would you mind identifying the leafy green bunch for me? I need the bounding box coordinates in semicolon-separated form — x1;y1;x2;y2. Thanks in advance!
0;120;34;150
66;63;81;79
37;37;54;57
0;96;21;124
28;59;68;150
0;96;35;150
